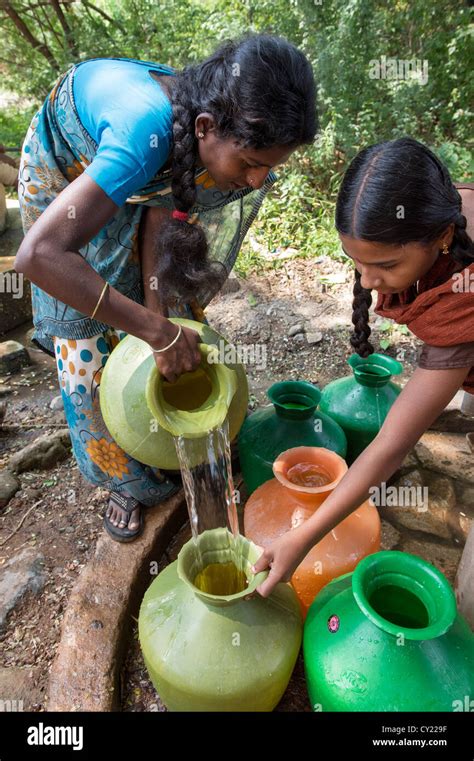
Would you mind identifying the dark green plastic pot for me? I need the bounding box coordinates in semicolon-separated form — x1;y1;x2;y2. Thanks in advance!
304;551;474;712
238;380;347;494
319;353;402;463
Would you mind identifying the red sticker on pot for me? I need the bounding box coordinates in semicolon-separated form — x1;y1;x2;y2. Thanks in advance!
328;614;340;633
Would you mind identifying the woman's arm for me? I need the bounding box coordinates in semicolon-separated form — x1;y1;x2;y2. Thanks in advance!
253;363;471;596
15;173;200;382
138;205;172;314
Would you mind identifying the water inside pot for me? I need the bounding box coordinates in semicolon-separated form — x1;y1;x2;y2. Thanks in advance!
287;462;332;488
369;585;430;629
162;367;213;410
193;561;248;595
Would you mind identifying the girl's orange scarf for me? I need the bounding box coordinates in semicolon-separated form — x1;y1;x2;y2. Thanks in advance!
374;254;474;393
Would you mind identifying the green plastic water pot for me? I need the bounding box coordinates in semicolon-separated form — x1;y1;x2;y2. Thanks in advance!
238;380;347;494
138;528;303;711
319;353;403;463
304;551;474;712
99;318;248;469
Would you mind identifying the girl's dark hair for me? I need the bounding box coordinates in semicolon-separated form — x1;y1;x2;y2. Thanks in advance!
335;136;474;357
155;33;318;307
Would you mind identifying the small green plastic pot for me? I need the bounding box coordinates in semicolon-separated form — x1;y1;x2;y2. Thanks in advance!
319;353;402;463
304;551;474;712
99;318;248;469
139;528;303;711
238;380;347;494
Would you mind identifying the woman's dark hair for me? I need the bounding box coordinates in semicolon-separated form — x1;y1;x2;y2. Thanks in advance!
335;136;474;357
155;33;318;307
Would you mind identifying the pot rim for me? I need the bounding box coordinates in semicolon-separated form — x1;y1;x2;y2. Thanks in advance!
267;380;321;419
352;551;457;640
348;352;403;388
177;528;268;606
273;446;348;495
145;340;237;439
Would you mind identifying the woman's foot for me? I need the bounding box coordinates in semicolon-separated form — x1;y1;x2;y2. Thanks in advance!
104;490;144;542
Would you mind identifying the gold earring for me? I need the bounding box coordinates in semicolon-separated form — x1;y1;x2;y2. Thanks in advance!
442;243;450;255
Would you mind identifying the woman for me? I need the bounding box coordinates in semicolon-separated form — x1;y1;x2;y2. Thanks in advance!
253;137;474;595
15;34;317;541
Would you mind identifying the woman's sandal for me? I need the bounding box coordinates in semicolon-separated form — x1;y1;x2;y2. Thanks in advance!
103;491;144;543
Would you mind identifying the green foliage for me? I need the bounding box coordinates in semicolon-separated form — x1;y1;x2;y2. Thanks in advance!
299;0;473;178
378;320;410;350
1;0;472;273
0;104;36;148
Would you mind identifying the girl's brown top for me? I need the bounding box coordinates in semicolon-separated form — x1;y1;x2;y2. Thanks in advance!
374;183;474;394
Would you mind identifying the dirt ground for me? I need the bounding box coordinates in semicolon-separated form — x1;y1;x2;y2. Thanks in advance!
0;255;422;711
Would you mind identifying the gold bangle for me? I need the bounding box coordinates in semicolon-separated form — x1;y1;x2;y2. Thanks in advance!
91;281;109;320
151;324;183;353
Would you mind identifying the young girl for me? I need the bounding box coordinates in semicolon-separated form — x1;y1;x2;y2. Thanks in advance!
15;34;317;542
253;136;474;595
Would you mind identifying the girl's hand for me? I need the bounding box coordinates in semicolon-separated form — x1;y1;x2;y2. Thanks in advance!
251;530;310;598
150;322;201;384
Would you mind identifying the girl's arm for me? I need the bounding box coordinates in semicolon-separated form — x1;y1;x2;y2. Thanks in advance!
253;363;471;596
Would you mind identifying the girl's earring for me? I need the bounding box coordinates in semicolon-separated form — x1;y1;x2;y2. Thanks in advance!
197;131;204;139
442;243;450;255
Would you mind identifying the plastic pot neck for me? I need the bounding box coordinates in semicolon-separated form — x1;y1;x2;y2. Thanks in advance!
267;381;321;420
146;343;237;438
177;528;268;607
352;551;457;640
272;446;347;505
348;353;403;388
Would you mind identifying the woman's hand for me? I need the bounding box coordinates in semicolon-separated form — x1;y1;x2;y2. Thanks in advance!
150;322;201;384
251;529;310;598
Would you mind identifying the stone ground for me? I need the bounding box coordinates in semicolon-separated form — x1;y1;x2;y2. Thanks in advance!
0;219;472;711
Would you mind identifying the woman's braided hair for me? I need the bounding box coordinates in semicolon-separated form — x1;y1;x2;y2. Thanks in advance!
335;136;474;357
154;33;318;308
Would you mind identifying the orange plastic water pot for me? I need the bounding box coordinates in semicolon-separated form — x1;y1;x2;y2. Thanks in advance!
244;446;381;616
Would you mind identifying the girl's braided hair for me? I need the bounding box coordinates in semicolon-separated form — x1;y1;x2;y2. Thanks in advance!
335;136;474;357
155;33;318;307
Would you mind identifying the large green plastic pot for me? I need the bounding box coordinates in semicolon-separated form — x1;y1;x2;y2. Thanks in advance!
304;551;474;712
238;380;347;494
319;353;402;463
100;318;248;469
139;528;303;711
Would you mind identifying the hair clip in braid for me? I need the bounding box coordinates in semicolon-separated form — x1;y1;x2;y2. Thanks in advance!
172;209;189;222
171;209;199;225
